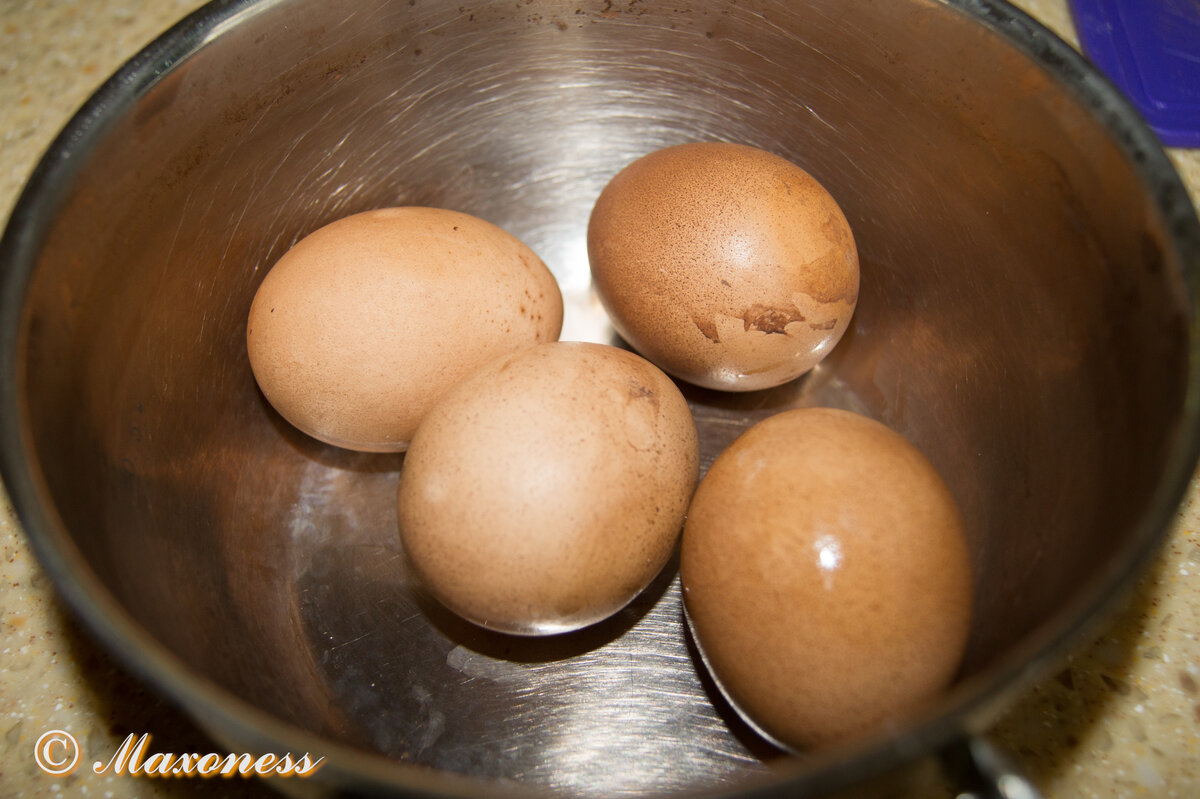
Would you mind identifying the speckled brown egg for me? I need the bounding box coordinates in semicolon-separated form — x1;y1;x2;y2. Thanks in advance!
397;341;700;635
680;407;972;750
588;142;859;392
246;207;562;452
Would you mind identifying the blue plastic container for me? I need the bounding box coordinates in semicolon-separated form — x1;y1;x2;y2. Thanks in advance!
1068;0;1200;148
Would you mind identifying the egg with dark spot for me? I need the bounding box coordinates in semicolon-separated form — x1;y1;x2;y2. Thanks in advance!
588;142;858;391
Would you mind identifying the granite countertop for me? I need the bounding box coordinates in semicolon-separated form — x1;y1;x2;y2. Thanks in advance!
2;1;1199;797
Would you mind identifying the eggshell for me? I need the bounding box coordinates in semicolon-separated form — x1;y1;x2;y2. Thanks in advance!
397;341;700;635
588;142;858;391
246;207;562;451
680;407;972;750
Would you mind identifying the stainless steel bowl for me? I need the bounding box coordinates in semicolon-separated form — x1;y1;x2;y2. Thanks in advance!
3;0;1199;797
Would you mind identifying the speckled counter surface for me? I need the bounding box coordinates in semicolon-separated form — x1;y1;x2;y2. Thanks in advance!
1;1;1199;797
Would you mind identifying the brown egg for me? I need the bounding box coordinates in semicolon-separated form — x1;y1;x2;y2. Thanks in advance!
397;341;700;635
246;207;562;452
588;142;859;392
680;407;972;750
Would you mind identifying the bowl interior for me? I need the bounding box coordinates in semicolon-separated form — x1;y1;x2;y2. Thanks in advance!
6;0;1195;795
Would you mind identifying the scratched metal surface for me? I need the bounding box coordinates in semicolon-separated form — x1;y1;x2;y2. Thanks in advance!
6;0;1198;796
